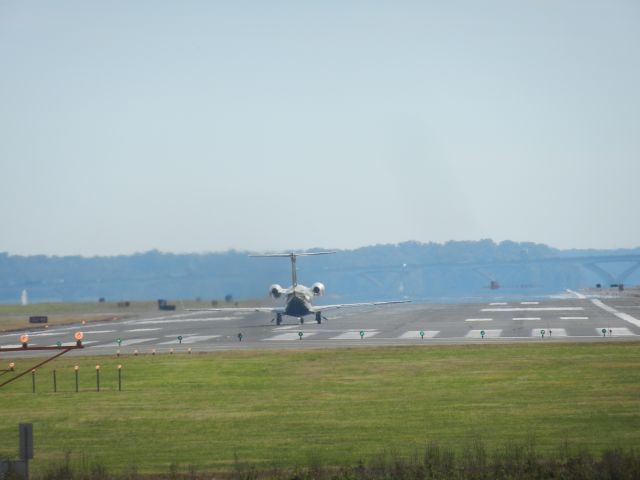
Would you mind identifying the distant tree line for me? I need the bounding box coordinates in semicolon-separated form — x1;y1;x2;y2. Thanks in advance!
0;240;639;303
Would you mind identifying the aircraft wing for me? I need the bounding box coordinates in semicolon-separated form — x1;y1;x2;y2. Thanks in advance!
185;307;283;313
309;300;410;312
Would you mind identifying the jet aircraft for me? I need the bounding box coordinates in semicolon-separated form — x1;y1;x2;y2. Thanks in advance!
187;251;409;325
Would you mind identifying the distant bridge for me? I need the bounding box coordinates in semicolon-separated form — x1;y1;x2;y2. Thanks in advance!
320;254;640;288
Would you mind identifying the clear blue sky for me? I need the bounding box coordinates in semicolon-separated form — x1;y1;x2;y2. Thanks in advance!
1;1;639;256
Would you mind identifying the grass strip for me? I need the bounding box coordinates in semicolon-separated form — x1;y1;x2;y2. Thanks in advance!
0;342;638;474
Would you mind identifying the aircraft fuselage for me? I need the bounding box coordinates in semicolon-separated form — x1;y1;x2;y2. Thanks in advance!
283;285;314;317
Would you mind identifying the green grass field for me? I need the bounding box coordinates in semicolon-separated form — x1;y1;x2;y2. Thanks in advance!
0;343;639;475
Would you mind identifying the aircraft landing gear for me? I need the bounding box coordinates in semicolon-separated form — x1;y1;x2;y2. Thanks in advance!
315;312;322;324
276;313;282;326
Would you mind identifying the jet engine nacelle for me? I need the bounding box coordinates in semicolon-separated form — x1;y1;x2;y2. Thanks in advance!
270;284;284;298
311;282;325;296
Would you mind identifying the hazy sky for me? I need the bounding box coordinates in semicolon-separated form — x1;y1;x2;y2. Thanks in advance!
1;1;639;256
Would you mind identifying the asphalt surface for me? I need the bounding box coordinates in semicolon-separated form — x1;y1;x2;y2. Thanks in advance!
2;292;640;357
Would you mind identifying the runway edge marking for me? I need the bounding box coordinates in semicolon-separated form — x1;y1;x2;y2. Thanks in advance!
591;299;640;329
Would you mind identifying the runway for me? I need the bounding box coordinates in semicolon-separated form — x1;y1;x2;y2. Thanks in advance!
2;293;640;356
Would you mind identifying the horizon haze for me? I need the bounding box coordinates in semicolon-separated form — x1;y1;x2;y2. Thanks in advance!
1;1;639;256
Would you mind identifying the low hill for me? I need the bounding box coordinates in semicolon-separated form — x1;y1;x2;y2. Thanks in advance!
1;240;639;303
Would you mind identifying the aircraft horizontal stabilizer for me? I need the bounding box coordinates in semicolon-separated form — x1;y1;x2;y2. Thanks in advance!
249;251;336;258
185;307;282;313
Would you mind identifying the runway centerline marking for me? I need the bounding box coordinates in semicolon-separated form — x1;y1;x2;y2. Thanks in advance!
520;301;539;305
489;302;507;306
127;328;162;332
513;317;541;321
465;318;493;322
560;317;589;320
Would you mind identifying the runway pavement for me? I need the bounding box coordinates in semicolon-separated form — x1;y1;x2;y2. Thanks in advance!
2;292;640;357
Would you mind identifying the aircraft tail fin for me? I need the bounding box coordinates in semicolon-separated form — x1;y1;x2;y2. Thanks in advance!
249;251;336;287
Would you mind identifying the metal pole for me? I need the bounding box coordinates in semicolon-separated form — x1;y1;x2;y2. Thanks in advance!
118;365;122;391
31;370;35;393
0;348;73;389
96;367;100;392
75;367;79;393
53;369;57;393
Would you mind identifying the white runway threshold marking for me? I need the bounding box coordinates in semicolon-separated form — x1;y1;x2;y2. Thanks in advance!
398;330;439;339
465;329;502;338
263;332;318;341
158;335;220;345
595;327;635;337
77;330;116;334
59;341;99;346
465;318;493;322
532;328;567;337
94;337;157;347
331;331;380;340
482;307;583;312
131;316;238;325
0;341;99;348
591;299;640;329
